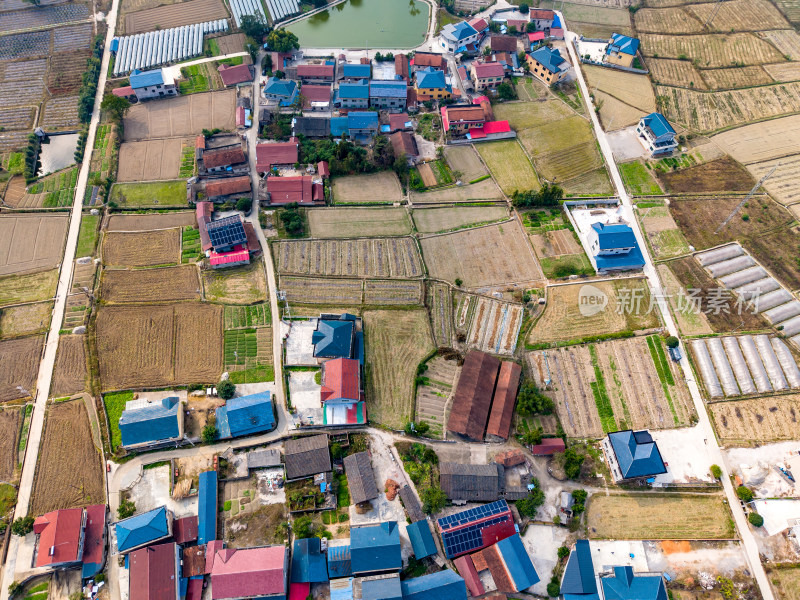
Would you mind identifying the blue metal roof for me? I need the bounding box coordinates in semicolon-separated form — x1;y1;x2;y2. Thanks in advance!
401;569;467;600
350;522;401;574
291;537;329;583
608;430;667;479
348;112;379;130
115;507;170;552
198;470;217;545
407;521;437;559
343;64;371;78
641;112;675;138
330;117;349;137
416;67;447;89
369;80;407;98
330;577;353;600
591;222;637;250
443;21;478;42
130;69;164;88
215;392;274;439
312;319;354;359
530;46;566;73
561;540;598;599
354;331;365;366
363;575;402;600
602;567;667;600
327;544;352;578
497;534;540;592
119;397;181;448
339;80;370;99
265;77;297;97
608;33;640;56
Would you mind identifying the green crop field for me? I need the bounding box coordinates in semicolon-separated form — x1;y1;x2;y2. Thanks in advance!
477;140;539;195
110;180;187;206
181;227;202;263
224;304;271;329
619;161;661;195
76;214;99;258
103;390;133;452
224;328;258;366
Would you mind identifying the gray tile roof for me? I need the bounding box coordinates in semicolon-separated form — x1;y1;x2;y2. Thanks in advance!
343;451;379;505
439;462;503;502
284;434;331;479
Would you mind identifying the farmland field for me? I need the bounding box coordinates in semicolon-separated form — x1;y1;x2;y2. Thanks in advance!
686;0;790;31
103;229;180;267
307;207;411;238
443;145;488;181
760;29;800;60
562;168;615;196
117;138;191;182
202;259;267;304
770;568;800;600
619;161;661;195
420;221;544;289
639;33;785;67
106;211;196;231
0;4;89;34
123;90;236;140
540;0;632;38
363;309;434;429
657;264;712;335
51;335;86;397
458;293;524;355
110;180;187;207
493;99;573;132
748;156;800;207
124;0;227;33
409;179;503;203
710;395;800;445
415;356;460;438
647;59;706;90
0;408;21;481
102;265;201;303
275;238;423;279
412;206;508;233
476;140;539;195
428;282;452;347
279;275;422;306
529;279;660;344
0;215;68;276
658;157;755;193
0;270;58;307
332;171;403;204
764;62;800;82
0;335;43;401
634;6;704;33
700;66;773;90
583;65;656;128
637;204;690;260
47;51;91;96
742;228;800;289
40;95;80;130
711;114;800;163
30;400;104;515
587;494;734;539
0;301;52;339
95;303;223;390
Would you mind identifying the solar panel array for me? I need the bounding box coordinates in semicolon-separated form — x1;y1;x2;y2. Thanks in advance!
441;514;512;558
207;216;247;249
438;499;510;532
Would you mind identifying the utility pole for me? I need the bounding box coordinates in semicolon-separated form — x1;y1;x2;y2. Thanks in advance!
704;0;725;29
715;163;778;234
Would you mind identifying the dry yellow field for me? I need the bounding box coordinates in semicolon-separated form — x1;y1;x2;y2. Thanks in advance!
771;568;800;600
711;114;800;163
648;59;707;90
710;396;800;445
639;33;785;67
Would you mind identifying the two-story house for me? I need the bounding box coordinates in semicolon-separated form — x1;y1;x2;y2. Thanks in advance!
470;62;505;91
637;112;677;156
439;21;480;53
588;222;645;271
414;67;452;101
263;77;299;106
335;79;370;109
605;33;640;68
526;46;570;85
128;68;178;101
369;79;408;111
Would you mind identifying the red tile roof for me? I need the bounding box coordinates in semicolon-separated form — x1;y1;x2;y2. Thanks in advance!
530;9;555;19
473;62;505;79
186;578;203;600
173;516;199;544
297;64;334;78
209;244;250;266
313;182;324;202
469;17;489;32
486;361;522;440
454;555;485;597
203;146;246;169
318;161;330;178
218;63;254;86
389;112;411;131
483;544;515;593
256;141;299;171
236;106;246;127
196;201;213;251
447;350;501;441
412;52;446;70
442;105;486;132
243;222;260;254
182;545;208;577
395;54;409;80
301;84;332;106
33;508;84;567
495;449;526;467
491;36;518;52
112;86;134;97
82;505;106;567
528;31;545;42
129;542;177;600
321;357;360;403
267;175;315;204
205;176;251;198
530;438;566;455
209;545;286;599
507;19;527;31
196;135;206;149
469;120;511;139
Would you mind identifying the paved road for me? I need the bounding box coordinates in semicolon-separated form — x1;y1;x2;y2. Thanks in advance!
0;0;121;596
562;20;774;600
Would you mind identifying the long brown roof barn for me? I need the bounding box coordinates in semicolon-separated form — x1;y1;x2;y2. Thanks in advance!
447;350;500;441
486;361;522;441
343;451;379;505
284;434;331;480
439;462;503;503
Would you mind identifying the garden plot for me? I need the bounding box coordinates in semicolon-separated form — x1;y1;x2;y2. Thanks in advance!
331;171;403;204
427;281;453;347
0;335;42;401
0;3;89;34
477;140;539;195
657;157;755;193
420;221;544;291
51;334;87;397
40;95;80;130
493;99;573;131
639;33;785;67
203;260;267;305
748;156;800;207
415;356;461;438
0;30;50;61
463;294;523;356
274;238;422;278
123;90;236;140
101;265;201;304
95;303;223;390
103;229;181;267
539;0;632;38
710;395;800;444
0;301;52;339
47;51;91;96
117;138;190;182
443;145;487;181
279;276;364;305
529;228;593;278
647;59;707;89
124;0;227;33
409;178;503;204
0;215;68;276
637;204;689;260
307;207;411;238
711;114;800;164
363;279;424;305
0;59;47;121
412;206;508;234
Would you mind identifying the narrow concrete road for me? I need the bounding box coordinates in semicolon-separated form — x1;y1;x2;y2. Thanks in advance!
562;19;774;600
0;0;121;596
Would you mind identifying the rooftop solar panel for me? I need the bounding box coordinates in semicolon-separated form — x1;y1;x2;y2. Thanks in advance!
438;500;509;531
440;512;513;558
207;215;247;249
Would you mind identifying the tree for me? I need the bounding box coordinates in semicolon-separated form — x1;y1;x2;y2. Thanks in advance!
710;464;722;479
421;486;447;514
372;135;395;169
497;82;516;100
8;582;21;599
218;379;236;400
240;14;270;42
246;42;259;63
266;29;300;53
101;94;131;122
11;516;34;537
748;512;764;527
117;499;136;520
517;381;555;416
665;336;680;348
454;278;463;287
280;203;305;237
202;423;218;444
526;22;537;33
331;442;344;460
547;580;561;597
557;546;570;560
236;197;252;212
737;486;754;502
519;2;529;13
512;183;564;207
522;428;542;447
294;515;314;538
563;447;585;480
571;489;588;515
516;483;545;517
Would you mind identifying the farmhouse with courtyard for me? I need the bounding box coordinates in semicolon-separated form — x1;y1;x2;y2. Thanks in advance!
118;396;184;450
603;430;667;483
637;112;678;156
33;505;106;575
588;222;645;272
526;46;570;85
604;33;640;69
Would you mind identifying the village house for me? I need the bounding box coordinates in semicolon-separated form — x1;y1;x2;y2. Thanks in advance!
206;214;252;268
300;84;332;111
605;33;640;69
414;67;452;101
410;52;446;73
118;68;178;101
486;361;522;441
208;543;288;600
335;79;370;109
388;112;412;133
528;31;545;50
369;79;408;112
588;221;645;271
296;63;335;84
33;505;106;576
203;176;251;202
390;131;418;160
438;500;515;559
529;8;555;30
312;313;363;363
255;139;299;174
292;116;331;138
602;429;667;483
263;77;299;106
439;462;504;503
199;143;247;175
115;506;173;553
637;112;678;156
118;396;184;450
346;111;380;141
215;391;275;439
291;537;328;584
343;451;379;505
406;520;437;560
462;534;539;595
265;175;323;205
447;350;500;441
395;54;410;81
128;542;180;600
441;104;490;136
341;63;371;81
527;46;570;85
198;470;217;545
439;21;480;53
284;434;332;481
320;357;366;425
470;61;506;91
218;63;255;87
490;35;518;54
468;16;489;36
351;522;402;575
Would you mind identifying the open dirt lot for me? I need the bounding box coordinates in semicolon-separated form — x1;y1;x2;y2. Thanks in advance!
443;145;487;181
102;265;201;303
106;211;195;231
0;335;42;401
117;138;190;182
0;270;58;307
103;228;181;267
409;178;503;203
202;259;267;304
477;140;539;195
51;335;86;398
124;0;226;34
0;215;68;276
530;229;584;257
412;206;508;234
307;207;411;238
96;303;223;390
658;157;755;193
587;494;734;539
332;171;403;204
529;279;659;344
0;408;21;481
711;114;800;164
0;301;52;339
214;33;247;55
710;395;800;445
657;264;713;336
30;400;104;515
275;238;422;279
420;220;544;290
363;309;433;429
123;90;236;141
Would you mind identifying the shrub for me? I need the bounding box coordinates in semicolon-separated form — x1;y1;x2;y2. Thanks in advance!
547;580;561;597
710;464;722;479
563;447;585;480
454;278;463;287
11;515;34;536
557;546;570;560
421;486;447;514
8;582;21;599
516;482;545;517
294;515;314;538
117;499;136;520
202;423;218;444
218;379;236;400
748;512;764;527
236;197;252;212
737;486;754;502
665;336;680;348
